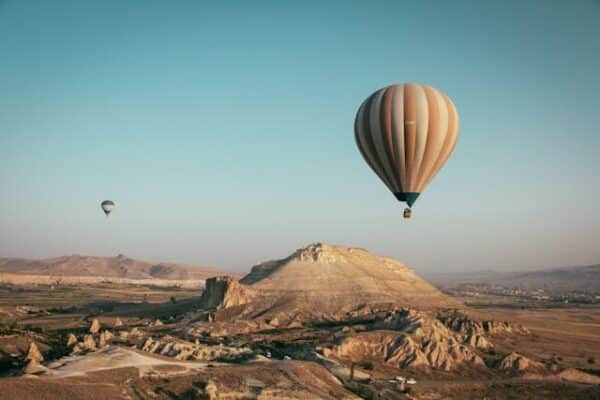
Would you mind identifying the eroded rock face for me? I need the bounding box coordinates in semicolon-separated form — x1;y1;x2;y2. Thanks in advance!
25;342;43;363
464;334;493;350
200;276;254;309
293;243;346;263
83;334;97;350
497;352;544;371
139;335;254;362
328;330;484;371
321;308;527;372
438;312;529;336
98;331;112;348
89;319;101;334
23;359;47;375
66;333;78;348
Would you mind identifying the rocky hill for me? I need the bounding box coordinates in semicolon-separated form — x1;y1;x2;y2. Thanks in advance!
199;243;460;324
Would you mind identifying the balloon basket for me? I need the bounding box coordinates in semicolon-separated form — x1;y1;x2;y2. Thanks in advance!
403;208;412;219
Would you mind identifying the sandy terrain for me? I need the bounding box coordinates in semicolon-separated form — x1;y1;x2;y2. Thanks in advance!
44;346;205;378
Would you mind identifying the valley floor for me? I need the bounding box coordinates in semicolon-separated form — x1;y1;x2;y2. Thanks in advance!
0;283;599;399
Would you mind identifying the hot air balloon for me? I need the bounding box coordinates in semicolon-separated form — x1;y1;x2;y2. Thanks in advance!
354;83;460;218
101;200;115;217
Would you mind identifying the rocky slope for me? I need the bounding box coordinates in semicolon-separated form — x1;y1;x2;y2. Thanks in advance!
200;243;460;324
323;308;523;372
242;243;458;311
188;244;544;374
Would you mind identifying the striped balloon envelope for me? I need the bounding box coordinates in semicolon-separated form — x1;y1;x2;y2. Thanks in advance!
354;83;460;215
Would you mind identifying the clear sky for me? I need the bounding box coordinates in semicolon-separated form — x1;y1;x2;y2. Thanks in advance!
1;1;599;274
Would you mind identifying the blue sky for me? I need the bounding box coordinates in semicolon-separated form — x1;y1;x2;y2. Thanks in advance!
1;1;599;273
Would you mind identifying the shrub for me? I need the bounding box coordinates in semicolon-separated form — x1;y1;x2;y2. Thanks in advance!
361;361;374;370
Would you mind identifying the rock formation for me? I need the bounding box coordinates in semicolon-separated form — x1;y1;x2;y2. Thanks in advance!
240;244;458;314
464;334;493;350
497;352;544;371
114;317;123;327
82;334;97;350
89;318;101;334
98;333;107;347
25;342;43;363
199;243;460;326
66;333;78;348
200;276;254;309
327;317;485;372
138;335;253;362
23;359;47;375
438;311;530;335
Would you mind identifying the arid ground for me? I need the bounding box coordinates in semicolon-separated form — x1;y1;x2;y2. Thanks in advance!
0;245;598;399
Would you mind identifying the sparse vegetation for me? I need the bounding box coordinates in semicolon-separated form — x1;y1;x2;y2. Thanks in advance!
361;361;373;370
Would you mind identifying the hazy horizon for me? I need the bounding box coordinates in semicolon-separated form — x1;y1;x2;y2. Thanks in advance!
2;1;599;274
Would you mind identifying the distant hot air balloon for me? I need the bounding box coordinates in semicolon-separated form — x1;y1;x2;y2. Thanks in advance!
101;200;115;217
354;83;460;218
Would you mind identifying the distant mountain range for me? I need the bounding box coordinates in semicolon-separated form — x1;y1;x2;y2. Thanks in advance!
427;264;600;293
0;254;232;282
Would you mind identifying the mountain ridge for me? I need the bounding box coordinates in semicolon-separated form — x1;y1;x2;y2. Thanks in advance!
428;263;600;293
0;254;235;281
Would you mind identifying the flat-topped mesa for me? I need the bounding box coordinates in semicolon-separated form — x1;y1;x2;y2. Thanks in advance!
210;243;461;322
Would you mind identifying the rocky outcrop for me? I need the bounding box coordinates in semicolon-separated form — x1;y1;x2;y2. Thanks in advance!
114;317;123;327
82;334;97;350
23;359;47;375
497;352;544;371
68;329;119;354
328;330;484;372
89;319;101;334
66;333;78;348
323;307;504;371
464;334;493;350
189;320;273;338
98;330;113;347
25;342;43;363
138;336;254;362
557;368;600;384
200;276;254;309
438;312;529;336
293;243;348;264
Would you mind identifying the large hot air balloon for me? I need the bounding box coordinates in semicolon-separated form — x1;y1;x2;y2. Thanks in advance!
101;200;115;217
354;83;460;218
